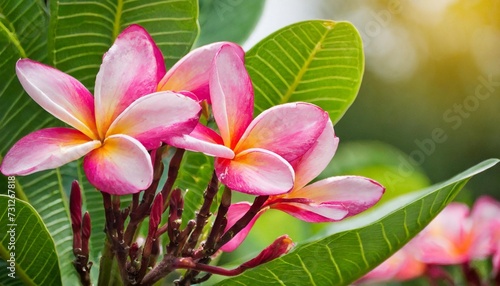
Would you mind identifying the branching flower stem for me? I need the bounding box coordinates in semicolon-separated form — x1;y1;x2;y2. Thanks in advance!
94;147;277;285
123;148;165;246
183;171;219;254
102;192;131;285
214;195;269;251
162;148;185;208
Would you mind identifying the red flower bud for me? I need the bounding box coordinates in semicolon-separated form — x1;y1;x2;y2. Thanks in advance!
149;193;163;232
70;181;82;254
241;235;294;269
81;212;91;256
70;180;82;233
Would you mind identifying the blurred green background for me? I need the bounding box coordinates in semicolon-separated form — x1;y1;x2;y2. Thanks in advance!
237;0;500;200
325;0;500;200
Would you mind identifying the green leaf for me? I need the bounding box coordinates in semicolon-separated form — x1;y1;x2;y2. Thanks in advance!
246;20;364;124
215;159;499;286
48;0;199;89
0;0;54;156
0;195;62;286
196;0;264;46
13;169;77;282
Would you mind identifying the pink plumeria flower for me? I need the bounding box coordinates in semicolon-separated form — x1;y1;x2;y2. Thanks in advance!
359;244;426;284
411;201;496;265
221;121;385;251
170;44;330;195
470;196;500;274
0;25;201;195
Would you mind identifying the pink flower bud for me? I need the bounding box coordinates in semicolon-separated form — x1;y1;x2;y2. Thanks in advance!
81;212;91;256
241;235;294;269
129;242;140;261
70;181;82;254
70;180;82;233
149;193;163;232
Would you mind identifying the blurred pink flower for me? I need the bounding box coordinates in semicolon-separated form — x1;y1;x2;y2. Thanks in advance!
471;196;500;274
411;200;497;265
0;25;201;195
359;244;426;284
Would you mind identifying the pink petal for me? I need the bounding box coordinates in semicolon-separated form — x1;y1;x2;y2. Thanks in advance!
0;128;100;175
291;120;338;190
220;202;265;252
167;124;235;159
271;176;385;222
16;59;97;139
494;250;500;275
157;42;244;102
361;246;425;283
469;197;500;258
210;44;253;149
215;148;294;195
235;102;329;162
271;202;349;223
471;196;500;222
106;91;201;149
83;134;153;195
94;25;165;138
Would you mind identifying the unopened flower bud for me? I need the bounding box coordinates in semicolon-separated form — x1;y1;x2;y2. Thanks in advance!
70;181;82;254
149;193;163;233
129;242;140;261
81;212;91;256
170;188;184;219
241;235;294;269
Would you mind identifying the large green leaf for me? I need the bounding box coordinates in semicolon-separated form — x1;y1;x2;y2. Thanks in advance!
245;20;364;124
13;168;77;282
0;0;54;156
196;0;265;46
215;159;499;285
0;195;61;286
48;0;199;88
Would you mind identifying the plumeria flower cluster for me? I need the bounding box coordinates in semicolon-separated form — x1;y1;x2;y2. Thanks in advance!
0;24;385;285
359;196;500;285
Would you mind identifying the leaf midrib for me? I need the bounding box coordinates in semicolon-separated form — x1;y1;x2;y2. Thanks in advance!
112;0;124;40
279;23;334;104
0;20;27;58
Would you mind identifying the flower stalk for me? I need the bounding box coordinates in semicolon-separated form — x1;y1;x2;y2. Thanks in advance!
70;181;92;286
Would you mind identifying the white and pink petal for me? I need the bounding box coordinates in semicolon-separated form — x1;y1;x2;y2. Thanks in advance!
83;134;153;195
270;201;349;223
290;120;338;190
215;148;294;196
94;25;165;138
158;42;244;102
0;128;100;176
16;60;97;139
287;176;385;218
210;44;253;148
167;124;235;159
235;102;328;162
106;91;201;149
